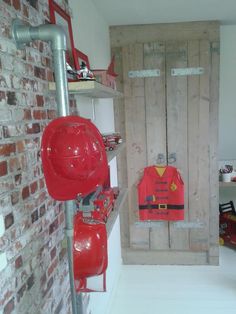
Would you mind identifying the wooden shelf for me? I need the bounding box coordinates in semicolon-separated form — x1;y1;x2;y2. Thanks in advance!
106;188;128;236
107;142;126;162
219;182;236;187
49;80;123;98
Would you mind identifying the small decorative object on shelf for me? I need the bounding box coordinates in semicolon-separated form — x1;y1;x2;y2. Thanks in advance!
76;186;115;223
102;132;123;151
76;62;95;81
219;164;233;182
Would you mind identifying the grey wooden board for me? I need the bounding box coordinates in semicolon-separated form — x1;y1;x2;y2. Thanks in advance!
189;40;211;251
112;47;128;188
122;44;149;249
112;47;130;248
187;40;204;251
166;41;189;250
208;41;220;263
110;21;220;47
144;42;169;250
122;248;208;265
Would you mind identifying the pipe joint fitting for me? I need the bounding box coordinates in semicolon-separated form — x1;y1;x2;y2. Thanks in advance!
12;19;67;51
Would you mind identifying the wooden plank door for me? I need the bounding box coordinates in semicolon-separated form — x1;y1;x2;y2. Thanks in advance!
119;38;218;264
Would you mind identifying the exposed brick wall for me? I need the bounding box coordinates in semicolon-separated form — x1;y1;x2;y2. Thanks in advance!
0;0;77;313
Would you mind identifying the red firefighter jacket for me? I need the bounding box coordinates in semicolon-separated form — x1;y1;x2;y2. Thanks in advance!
138;165;184;221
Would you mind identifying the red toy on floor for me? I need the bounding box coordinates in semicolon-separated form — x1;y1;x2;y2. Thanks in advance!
219;201;236;247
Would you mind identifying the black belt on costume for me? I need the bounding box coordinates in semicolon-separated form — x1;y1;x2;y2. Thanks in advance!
139;204;184;210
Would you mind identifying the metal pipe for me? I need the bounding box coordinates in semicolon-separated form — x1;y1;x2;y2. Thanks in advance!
12;19;69;116
11;19;80;314
65;201;78;314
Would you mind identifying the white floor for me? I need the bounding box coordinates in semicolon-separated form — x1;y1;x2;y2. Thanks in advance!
109;246;236;314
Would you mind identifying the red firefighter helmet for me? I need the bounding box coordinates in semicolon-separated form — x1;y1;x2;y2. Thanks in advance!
41;116;108;200
73;215;108;279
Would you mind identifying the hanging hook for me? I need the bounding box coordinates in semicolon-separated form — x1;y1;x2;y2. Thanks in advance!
157;153;165;164
168;153;177;164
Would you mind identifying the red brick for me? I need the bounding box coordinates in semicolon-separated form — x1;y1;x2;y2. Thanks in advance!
33;110;47;120
27;274;35;290
39;42;44;53
0;290;13;307
30;181;38;194
26;123;40;134
4;213;14;229
7;92;17;105
23;4;29;18
3;297;15;314
59;212;65;225
39;204;46;217
41;56;51;67
47;257;58;277
27;0;38;10
59;248;67;261
15;255;23;269
11;191;20;205
0;91;6;102
12;0;21;11
15;174;22;186
46;69;54;82
42;277;53;297
50;247;57;261
16;141;25;153
2;126;9;138
9;157;20;172
3;0;11;5
0;144;16;157
34;66;46;80
22;186;30;200
49;218;59;235
17;283;26;302
31;209;38;223
47;109;57;120
39;178;45;190
24;109;32;120
36;95;44;107
0;161;7;176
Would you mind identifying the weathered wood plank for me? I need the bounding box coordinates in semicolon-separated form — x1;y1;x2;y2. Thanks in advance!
122;44;149;248
191;40;211;251
112;47;130;248
143;41;169;250
166;41;189;250
110;21;220;48
208;41;220;265
188;40;203;251
122;248;208;265
112;47;128;188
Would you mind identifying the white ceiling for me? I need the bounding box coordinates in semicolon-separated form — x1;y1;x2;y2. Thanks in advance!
91;0;236;26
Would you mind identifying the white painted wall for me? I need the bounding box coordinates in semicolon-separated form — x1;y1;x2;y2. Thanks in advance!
219;25;236;204
69;1;121;313
219;25;236;160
